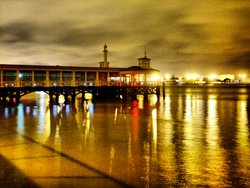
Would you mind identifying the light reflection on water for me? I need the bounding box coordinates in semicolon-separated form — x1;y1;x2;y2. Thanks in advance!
0;88;250;187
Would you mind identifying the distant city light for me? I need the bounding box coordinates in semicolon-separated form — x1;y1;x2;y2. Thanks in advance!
208;74;217;80
239;74;247;80
185;73;199;80
186;74;192;80
165;74;171;80
192;74;199;80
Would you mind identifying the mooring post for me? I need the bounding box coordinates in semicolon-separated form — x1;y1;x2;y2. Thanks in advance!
162;81;165;99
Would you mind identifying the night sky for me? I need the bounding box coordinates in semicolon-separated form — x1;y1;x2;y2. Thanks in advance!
0;0;250;76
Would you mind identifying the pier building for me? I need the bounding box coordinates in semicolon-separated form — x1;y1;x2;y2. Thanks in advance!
0;45;160;103
0;45;159;87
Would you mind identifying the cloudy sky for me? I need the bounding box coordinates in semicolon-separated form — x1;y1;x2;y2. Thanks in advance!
0;0;250;75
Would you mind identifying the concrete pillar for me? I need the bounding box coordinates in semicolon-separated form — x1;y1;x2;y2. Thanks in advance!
0;70;3;87
72;71;76;86
16;70;20;87
96;71;99;86
32;70;35;86
119;74;122;86
60;71;63;86
46;71;50;87
131;74;134;86
85;72;87;85
107;72;110;86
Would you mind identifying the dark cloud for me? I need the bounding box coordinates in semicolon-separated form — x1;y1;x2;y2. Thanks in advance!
57;26;126;47
0;22;35;43
1;0;250;75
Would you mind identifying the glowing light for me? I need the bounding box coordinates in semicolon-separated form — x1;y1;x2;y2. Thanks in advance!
58;95;64;104
208;74;217;80
192;73;199;80
137;94;144;109
151;74;159;81
186;74;191;80
19;73;23;78
239;74;247;80
165;74;171;80
84;93;93;100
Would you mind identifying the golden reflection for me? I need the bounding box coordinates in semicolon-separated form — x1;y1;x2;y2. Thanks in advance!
114;107;118;123
137;94;144;109
82;111;91;147
143;142;150;187
183;95;206;181
164;95;172;120
39;99;50;141
184;94;192;122
184;94;192;143
206;96;219;147
151;108;157;151
206;97;218;147
109;146;115;174
148;94;157;106
236;100;250;172
58;95;64;104
206;96;225;184
84;93;93;100
177;95;183;120
236;101;248;146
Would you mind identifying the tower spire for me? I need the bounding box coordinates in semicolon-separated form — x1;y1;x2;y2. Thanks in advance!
103;44;108;65
99;44;109;67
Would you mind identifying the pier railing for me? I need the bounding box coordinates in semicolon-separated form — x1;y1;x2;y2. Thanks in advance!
1;80;160;87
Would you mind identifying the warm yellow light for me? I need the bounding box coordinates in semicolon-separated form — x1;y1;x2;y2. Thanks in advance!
208;74;217;80
186;73;199;80
84;93;93;100
186;74;191;80
192;73;199;80
240;74;247;79
165;74;171;80
152;74;159;81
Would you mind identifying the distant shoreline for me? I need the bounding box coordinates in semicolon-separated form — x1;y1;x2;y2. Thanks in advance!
162;83;250;88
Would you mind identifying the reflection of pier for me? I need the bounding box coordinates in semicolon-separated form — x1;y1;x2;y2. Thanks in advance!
0;86;160;104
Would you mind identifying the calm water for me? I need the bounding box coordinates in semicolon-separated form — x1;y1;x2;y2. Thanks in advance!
0;87;250;187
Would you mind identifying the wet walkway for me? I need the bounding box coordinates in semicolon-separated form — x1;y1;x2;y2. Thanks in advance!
0;127;131;188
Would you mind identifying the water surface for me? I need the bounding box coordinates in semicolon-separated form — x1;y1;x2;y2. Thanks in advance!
0;87;250;187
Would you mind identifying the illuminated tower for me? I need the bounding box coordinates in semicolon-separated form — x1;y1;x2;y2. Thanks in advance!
138;50;151;68
99;44;109;67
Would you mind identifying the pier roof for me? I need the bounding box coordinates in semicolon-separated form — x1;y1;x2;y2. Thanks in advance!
0;64;123;71
121;66;159;72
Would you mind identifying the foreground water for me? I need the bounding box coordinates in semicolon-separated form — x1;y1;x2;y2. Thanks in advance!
0;87;250;187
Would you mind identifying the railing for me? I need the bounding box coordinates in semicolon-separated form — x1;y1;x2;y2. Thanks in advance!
0;80;161;87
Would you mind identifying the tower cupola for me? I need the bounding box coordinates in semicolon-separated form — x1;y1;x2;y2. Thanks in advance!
138;50;151;68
